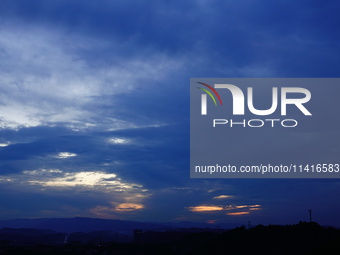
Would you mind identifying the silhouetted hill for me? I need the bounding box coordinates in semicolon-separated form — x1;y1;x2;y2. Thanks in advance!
0;217;235;235
0;228;65;245
0;222;339;255
67;230;131;243
176;222;340;255
163;221;241;229
0;217;166;234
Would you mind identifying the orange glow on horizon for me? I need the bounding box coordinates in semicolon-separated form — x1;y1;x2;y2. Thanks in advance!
249;207;261;211
187;205;224;212
227;211;250;216
115;203;144;212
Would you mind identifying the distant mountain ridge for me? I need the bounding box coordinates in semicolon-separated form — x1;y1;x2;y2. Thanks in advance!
0;217;240;235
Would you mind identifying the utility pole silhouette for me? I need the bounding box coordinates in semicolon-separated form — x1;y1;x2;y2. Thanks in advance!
309;209;312;222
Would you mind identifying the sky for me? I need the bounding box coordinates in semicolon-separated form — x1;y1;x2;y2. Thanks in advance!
0;0;339;227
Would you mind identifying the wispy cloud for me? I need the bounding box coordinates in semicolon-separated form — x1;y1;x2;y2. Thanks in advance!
227;212;250;216
90;194;148;219
0;168;149;219
55;152;77;159
0;168;147;196
0;25;183;130
23;169;63;176
187;205;224;212
108;137;131;145
213;195;234;199
188;204;262;216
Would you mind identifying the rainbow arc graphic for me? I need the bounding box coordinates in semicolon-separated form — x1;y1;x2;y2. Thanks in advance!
196;82;223;115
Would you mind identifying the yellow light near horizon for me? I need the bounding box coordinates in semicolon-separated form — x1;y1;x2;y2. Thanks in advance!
188;205;224;212
227;212;250;216
115;203;144;212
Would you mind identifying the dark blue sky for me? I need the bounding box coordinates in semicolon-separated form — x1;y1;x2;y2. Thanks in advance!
0;0;339;226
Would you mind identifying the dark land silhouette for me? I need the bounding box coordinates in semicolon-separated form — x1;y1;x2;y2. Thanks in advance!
0;217;240;234
0;221;339;254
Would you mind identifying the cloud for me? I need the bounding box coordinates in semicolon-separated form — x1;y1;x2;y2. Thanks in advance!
0;0;339;226
0;168;147;195
0;24;184;130
188;203;261;216
16;169;144;192
55;152;77;159
213;195;234;199
225;205;261;211
23;169;63;176
90;193;148;219
187;205;224;212
0;167;150;219
116;203;144;212
108;137;131;145
90;203;145;219
226;212;250;216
